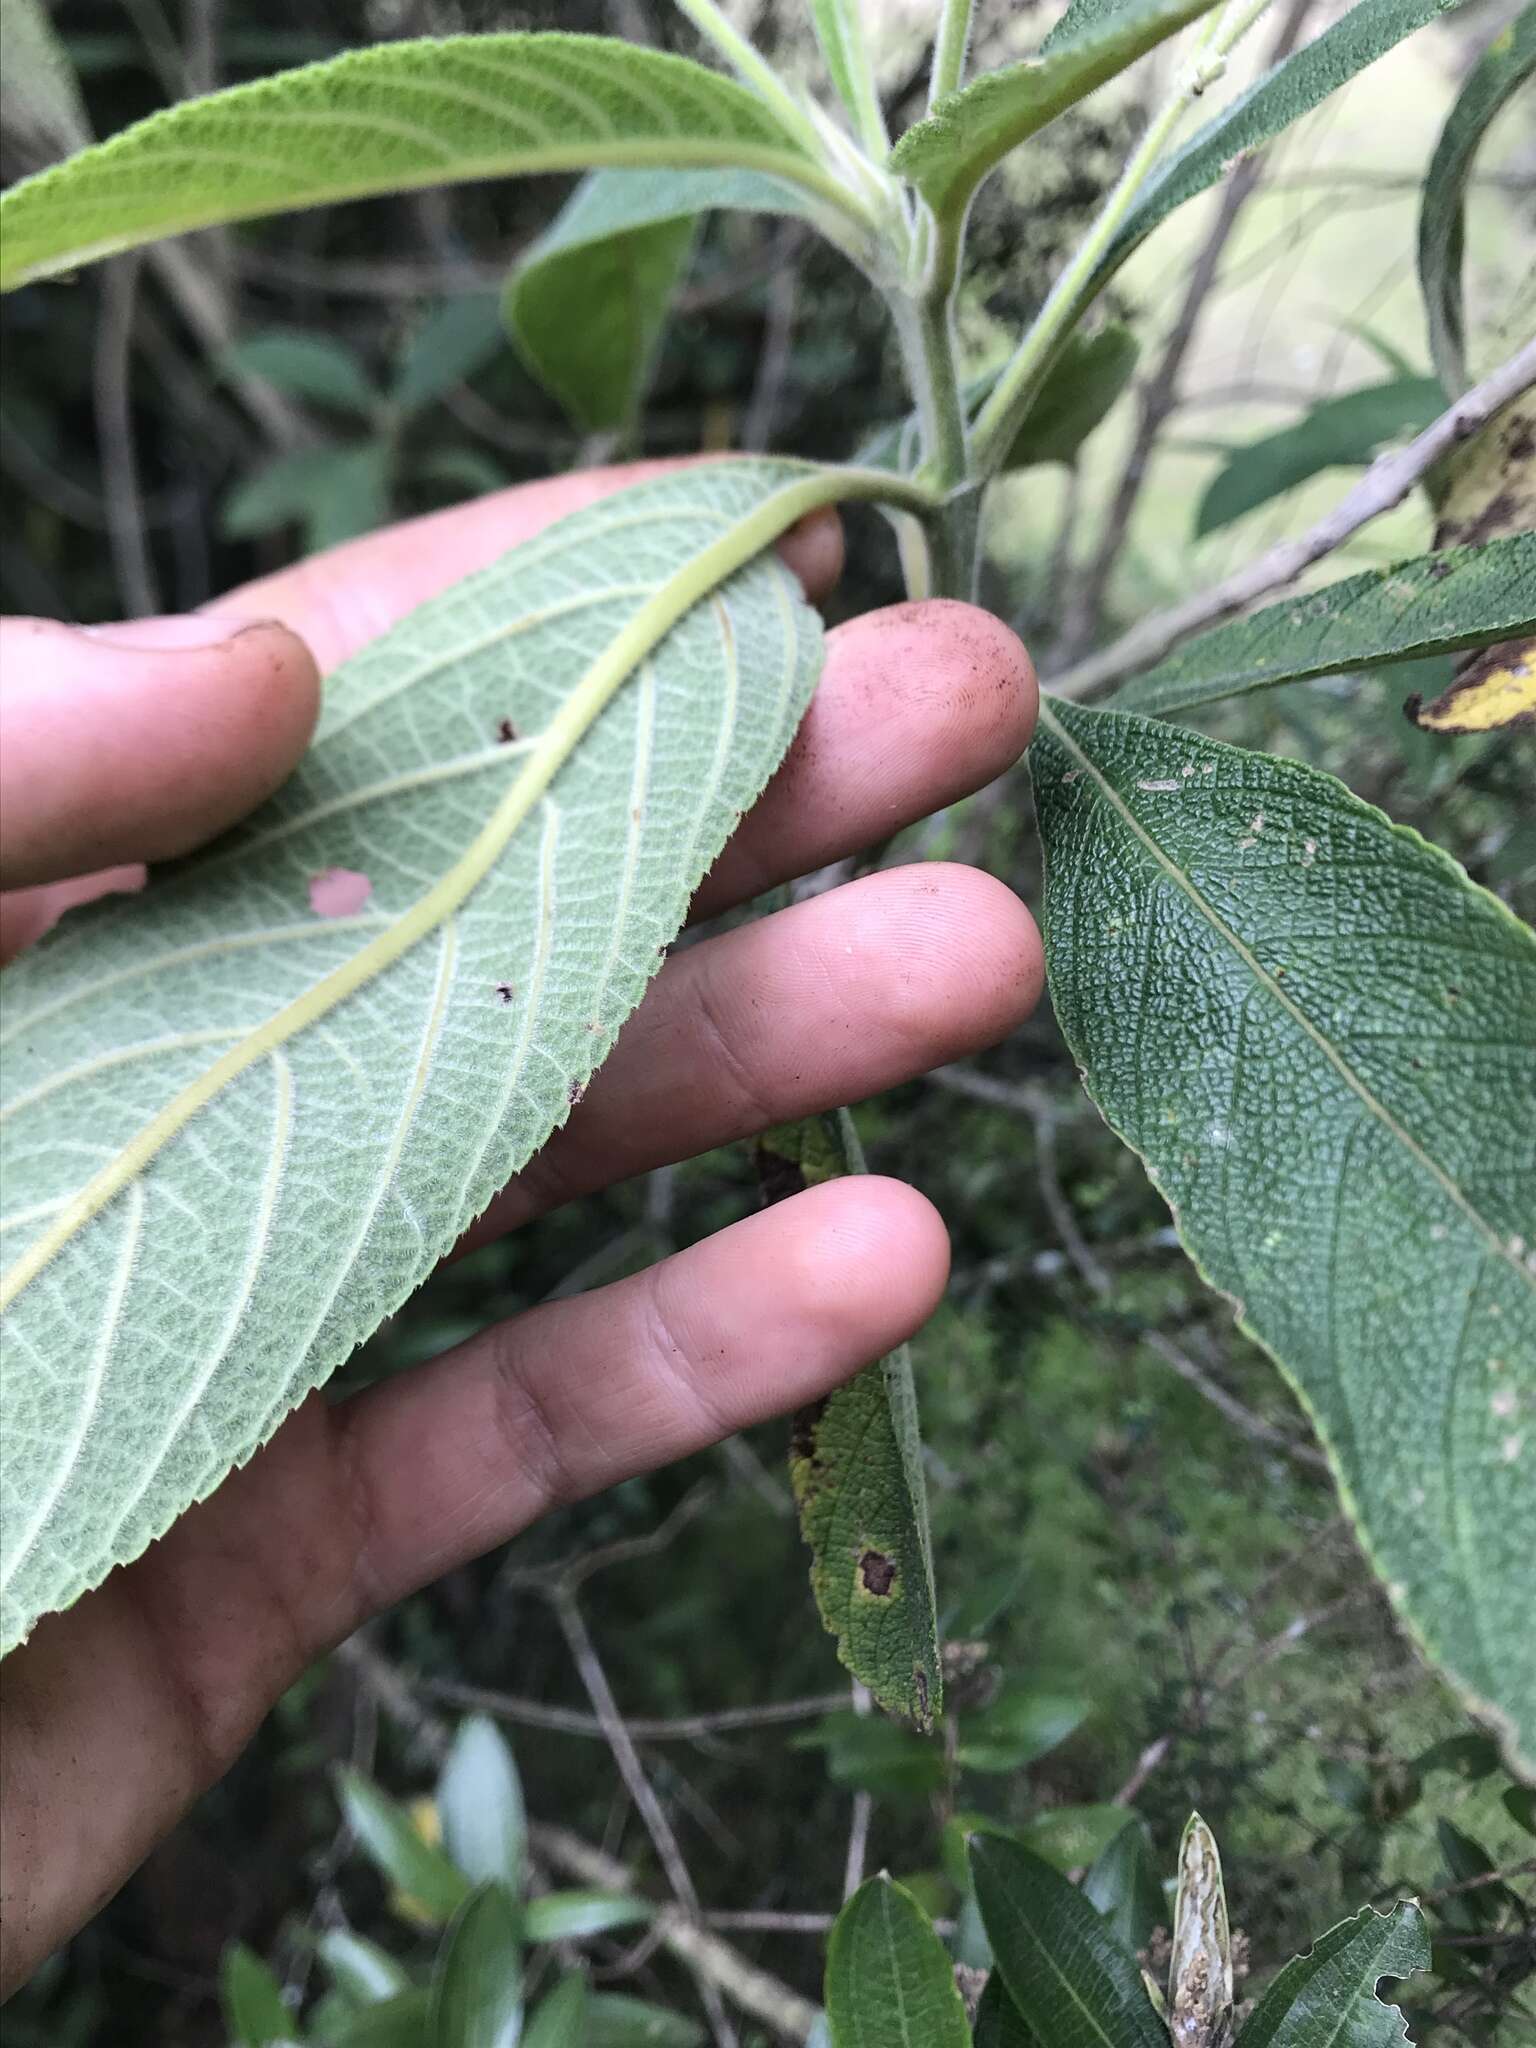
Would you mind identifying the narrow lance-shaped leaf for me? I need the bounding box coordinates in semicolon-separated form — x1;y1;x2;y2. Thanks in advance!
317;1928;412;2005
336;1769;473;1926
969;1835;1169;2048
1169;1815;1233;2048
1112;535;1536;719
1236;1902;1428;2048
1194;378;1444;539
759;1110;941;1726
823;1874;971;2048
972;1977;1037;2048
891;0;1220;227
523;1975;590;2048
436;1714;526;1891
0;32;865;292
1031;701;1536;1772
584;1995;706;2046
806;0;886;149
1089;0;1463;300
1418;6;1536;397
428;1882;523;2048
222;1943;298;2047
0;458;868;1651
504;167;809;434
524;1891;652;1942
1082;1817;1164;1953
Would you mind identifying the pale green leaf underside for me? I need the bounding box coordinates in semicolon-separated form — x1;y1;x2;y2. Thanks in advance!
1092;0;1462;298
1417;4;1536;397
1033;703;1536;1772
1237;1903;1428;2048
891;0;1219;220
1113;536;1536;718
0;32;853;292
825;1876;971;2048
505;167;808;434
0;461;825;1650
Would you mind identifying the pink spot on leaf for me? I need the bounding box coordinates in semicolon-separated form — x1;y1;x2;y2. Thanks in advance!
309;867;372;918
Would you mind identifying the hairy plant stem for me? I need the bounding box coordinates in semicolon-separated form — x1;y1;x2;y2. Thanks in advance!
892;282;976;597
670;0;825;162
929;0;976;106
971;0;1270;478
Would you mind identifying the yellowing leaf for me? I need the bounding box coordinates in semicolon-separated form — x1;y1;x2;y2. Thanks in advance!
1407;642;1536;734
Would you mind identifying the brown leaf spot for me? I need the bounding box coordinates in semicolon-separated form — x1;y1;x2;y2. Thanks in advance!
858;1549;897;1597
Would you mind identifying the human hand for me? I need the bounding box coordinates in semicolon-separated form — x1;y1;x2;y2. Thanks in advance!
0;463;1040;1989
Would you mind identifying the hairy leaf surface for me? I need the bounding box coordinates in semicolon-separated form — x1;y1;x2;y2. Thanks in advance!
969;1836;1168;2048
1113;537;1536;718
1194;378;1444;538
760;1110;940;1726
0;461;830;1650
1418;6;1536;397
824;1874;970;2048
891;0;1219;225
1032;702;1536;1770
0;32;860;291
1237;1903;1428;2048
504;168;806;433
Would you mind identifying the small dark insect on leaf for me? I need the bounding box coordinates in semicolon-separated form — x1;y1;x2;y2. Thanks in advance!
494;983;515;1004
567;1079;586;1108
495;718;519;743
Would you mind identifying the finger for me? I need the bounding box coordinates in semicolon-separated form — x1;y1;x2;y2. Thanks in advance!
329;1177;948;1621
693;600;1035;919
214;460;844;670
466;862;1042;1244
0;616;320;890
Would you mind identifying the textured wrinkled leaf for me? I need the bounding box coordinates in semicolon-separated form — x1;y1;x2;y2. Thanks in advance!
222;328;379;416
1092;0;1461;298
1083;1818;1164;1952
970;1836;1167;2048
1032;701;1536;1771
524;1891;652;1942
1195;379;1443;537
973;1977;1037;2048
428;1883;522;2048
338;1771;473;1926
0;459;827;1652
1418;7;1536;397
522;1976;588;2048
1042;0;1142;53
505;169;804;433
824;1874;971;2048
318;1929;412;2005
1114;536;1536;719
223;1943;297;2047
891;0;1219;223
0;0;90;160
761;1109;940;1726
585;1996;705;2046
392;297;506;416
437;1716;526;1891
1170;1815;1233;2048
0;33;851;291
1237;1902;1428;2048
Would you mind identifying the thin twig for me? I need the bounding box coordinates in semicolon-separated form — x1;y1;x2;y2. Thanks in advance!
416;1681;848;1743
1050;334;1536;700
741;240;802;453
842;1683;873;1901
94;256;158;618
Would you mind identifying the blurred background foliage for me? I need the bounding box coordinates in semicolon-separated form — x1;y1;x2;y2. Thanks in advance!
2;1;1533;2043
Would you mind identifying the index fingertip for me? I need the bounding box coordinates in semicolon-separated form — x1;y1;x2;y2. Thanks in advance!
777;507;844;603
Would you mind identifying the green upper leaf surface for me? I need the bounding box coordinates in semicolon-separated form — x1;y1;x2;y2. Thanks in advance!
969;1835;1168;2048
1094;0;1462;296
504;167;805;433
824;1874;971;2048
1418;6;1536;397
1236;1902;1428;2048
222;1942;297;2047
0;32;854;291
0;461;827;1650
1082;1817;1164;1952
428;1882;523;2048
891;0;1219;223
1113;536;1536;718
584;1995;705;2046
523;1976;590;2048
1032;702;1536;1771
222;328;380;416
767;1109;940;1726
1195;377;1444;537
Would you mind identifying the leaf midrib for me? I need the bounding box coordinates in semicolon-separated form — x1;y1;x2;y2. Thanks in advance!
1037;703;1535;1298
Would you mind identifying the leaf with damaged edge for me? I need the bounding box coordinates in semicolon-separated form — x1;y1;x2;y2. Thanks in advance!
1113;536;1536;719
504;168;807;433
760;1109;940;1726
1090;0;1462;300
1031;701;1536;1772
0;33;862;292
0;459;863;1651
1236;1902;1428;2047
1418;6;1536;397
824;1874;971;2048
970;1835;1168;2048
890;0;1219;225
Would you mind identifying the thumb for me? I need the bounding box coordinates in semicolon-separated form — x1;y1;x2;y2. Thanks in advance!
0;615;320;891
